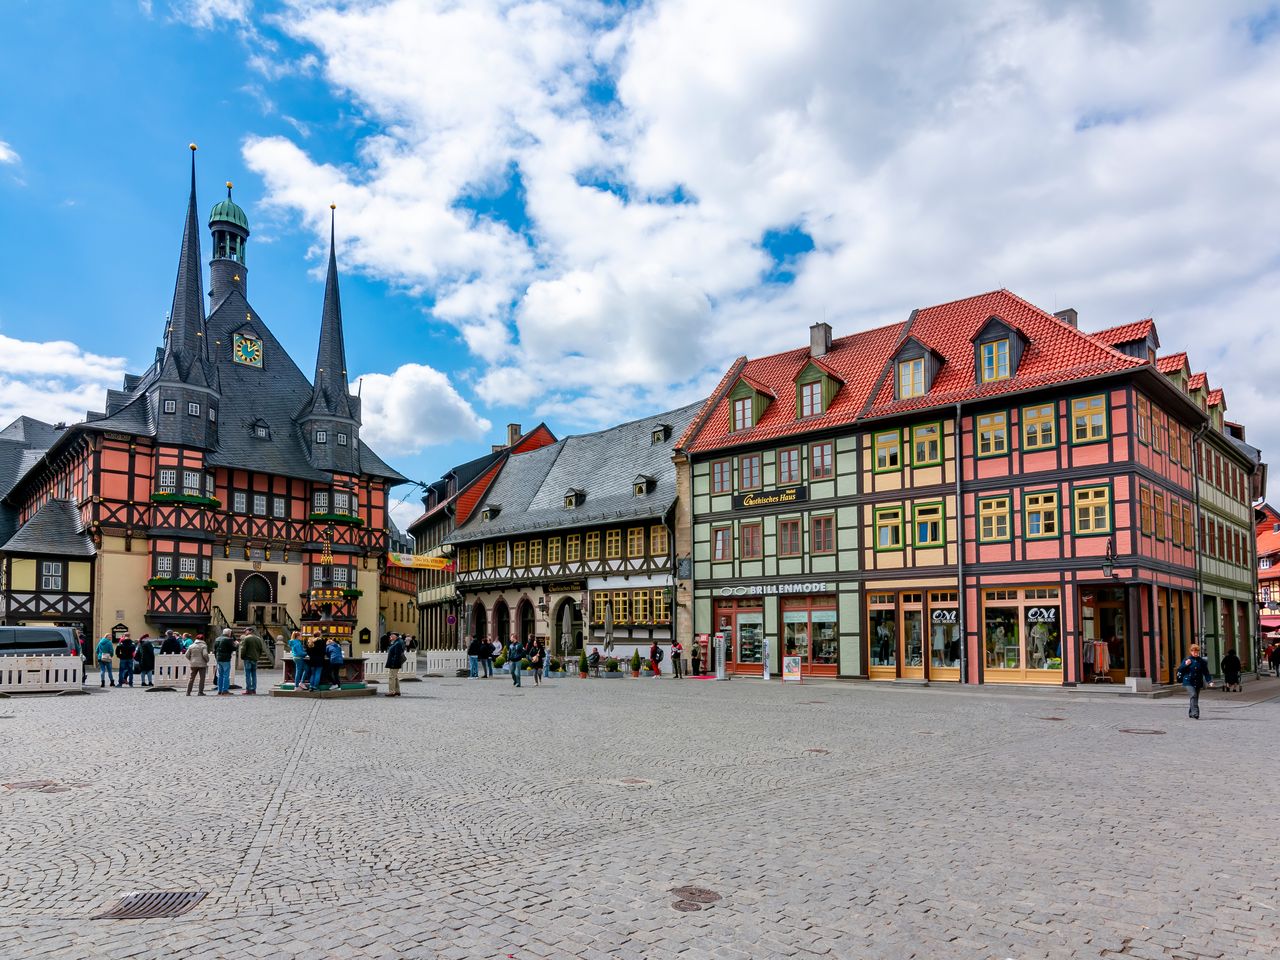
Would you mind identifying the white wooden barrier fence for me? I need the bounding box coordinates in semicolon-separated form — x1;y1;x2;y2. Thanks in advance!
422;651;467;675
0;655;84;693
364;651;419;680
153;653;239;689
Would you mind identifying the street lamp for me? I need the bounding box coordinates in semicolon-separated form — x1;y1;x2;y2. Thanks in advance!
1101;537;1121;580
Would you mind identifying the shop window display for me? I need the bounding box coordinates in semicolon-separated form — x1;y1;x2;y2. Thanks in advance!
1024;605;1061;670
984;605;1020;669
812;610;837;664
869;606;897;668
902;607;923;668
783;611;810;660
737;614;763;663
929;596;961;669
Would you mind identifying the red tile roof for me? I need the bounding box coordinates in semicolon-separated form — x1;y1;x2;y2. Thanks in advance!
684;321;905;453
1092;318;1155;346
862;290;1143;419
1156;352;1189;375
1207;388;1225;408
1188;372;1208;391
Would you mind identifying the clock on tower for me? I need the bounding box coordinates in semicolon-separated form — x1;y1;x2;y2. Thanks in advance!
232;333;263;368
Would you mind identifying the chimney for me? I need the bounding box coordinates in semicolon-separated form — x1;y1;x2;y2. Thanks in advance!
1054;308;1078;328
810;321;832;357
491;444;504;453
507;423;522;447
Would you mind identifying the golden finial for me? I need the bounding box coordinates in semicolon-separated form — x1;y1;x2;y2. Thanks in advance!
330;203;336;210
189;143;197;151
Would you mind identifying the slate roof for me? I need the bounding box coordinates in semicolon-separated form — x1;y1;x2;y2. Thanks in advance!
862;290;1144;420
1092;318;1156;346
448;403;701;544
406;447;507;534
0;417;61;446
1;499;95;557
0;419;63;546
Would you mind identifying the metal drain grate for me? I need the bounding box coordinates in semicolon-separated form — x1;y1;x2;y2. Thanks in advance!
671;886;721;904
93;891;207;920
672;900;704;912
1118;728;1166;736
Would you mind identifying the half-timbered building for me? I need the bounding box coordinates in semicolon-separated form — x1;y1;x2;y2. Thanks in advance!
0;149;405;651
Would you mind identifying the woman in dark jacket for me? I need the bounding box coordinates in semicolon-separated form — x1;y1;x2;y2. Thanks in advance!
1221;649;1242;691
306;636;327;692
135;635;156;686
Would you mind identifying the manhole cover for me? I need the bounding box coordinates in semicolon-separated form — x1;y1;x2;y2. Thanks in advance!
671;886;721;904
672;900;704;912
93;891;207;920
1118;728;1166;736
804;748;830;755
1039;716;1067;721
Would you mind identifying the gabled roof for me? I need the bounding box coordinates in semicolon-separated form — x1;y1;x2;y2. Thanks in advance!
0;417;60;446
795;354;845;384
736;373;776;399
862;290;1143;419
1157;352;1189;375
1188;372;1208;391
684;323;904;454
1;499;95;557
448;403;701;543
1092;318;1156;347
1207;388;1225;408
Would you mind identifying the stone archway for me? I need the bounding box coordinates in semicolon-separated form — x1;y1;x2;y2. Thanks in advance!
236;572;273;623
517;599;536;647
493;599;511;649
470;601;488;645
551;597;583;658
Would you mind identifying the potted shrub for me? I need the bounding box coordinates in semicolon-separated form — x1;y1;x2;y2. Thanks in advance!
549;657;566;677
494;654;507;672
604;657;622;678
520;658;532;671
630;649;642;678
578;651;589;679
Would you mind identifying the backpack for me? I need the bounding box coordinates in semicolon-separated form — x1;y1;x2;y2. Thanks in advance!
653;647;664;663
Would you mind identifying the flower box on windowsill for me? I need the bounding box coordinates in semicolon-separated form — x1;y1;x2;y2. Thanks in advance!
145;576;217;591
308;512;365;527
341;589;363;599
150;492;220;509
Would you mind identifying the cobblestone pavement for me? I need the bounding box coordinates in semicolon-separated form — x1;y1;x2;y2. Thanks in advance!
2;671;1278;960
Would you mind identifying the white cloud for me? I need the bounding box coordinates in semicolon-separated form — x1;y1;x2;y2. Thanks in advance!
169;0;251;29
236;0;1280;495
0;140;19;165
0;335;127;427
356;362;491;455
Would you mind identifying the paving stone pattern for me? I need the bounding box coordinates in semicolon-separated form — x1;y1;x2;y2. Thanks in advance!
1;673;1278;959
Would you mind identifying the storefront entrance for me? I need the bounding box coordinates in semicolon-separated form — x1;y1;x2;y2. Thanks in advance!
782;596;838;678
715;599;764;676
1080;586;1126;683
868;589;960;682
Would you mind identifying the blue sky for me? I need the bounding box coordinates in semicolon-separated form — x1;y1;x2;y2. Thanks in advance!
2;0;1279;527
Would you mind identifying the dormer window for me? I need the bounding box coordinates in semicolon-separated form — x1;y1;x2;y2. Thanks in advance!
651;424;671;444
728;375;774;431
799;380;822;417
251;419;270;440
898;358;925;398
633;474;655;497
315;430;328;444
564;488;584;509
980;339;1010;383
482;504;501;521
794;358;842;419
732;396;752;430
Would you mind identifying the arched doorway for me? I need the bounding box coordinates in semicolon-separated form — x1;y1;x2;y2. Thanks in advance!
237;573;273;623
552;597;583;658
470;602;488;647
517;599;536;647
493;600;510;650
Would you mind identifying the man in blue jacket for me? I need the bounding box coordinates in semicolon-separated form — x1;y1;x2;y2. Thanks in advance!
1176;643;1214;720
385;633;406;698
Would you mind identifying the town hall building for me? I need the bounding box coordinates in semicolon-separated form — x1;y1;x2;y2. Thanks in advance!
0;146;406;652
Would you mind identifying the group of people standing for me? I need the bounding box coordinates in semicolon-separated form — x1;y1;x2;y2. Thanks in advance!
286;630;407;696
181;628;268;696
465;635;548;687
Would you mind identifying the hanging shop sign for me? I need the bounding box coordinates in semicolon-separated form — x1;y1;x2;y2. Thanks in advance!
719;581;828;598
931;609;958;624
732;485;808;511
388;552;453;570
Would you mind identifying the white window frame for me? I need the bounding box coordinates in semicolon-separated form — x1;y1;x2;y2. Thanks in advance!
155;556;173;577
315;430;328;444
188;401;200;417
253;493;268;516
158;468;177;492
272;496;286;519
163;399;177;414
313;491;329;513
40;561;63;591
337;432;348;446
178;556;197;575
233;491;247;513
183;470;201;495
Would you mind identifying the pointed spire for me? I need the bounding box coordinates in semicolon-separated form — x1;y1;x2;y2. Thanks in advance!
309;204;354;419
160;143;210;386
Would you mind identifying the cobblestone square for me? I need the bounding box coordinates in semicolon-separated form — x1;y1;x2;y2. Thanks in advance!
1;673;1278;959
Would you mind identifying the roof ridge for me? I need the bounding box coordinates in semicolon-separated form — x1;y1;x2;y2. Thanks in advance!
676;357;747;450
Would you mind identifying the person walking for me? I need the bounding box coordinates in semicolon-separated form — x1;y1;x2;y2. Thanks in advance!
1221;648;1242;692
385;632;406;697
325;637;345;690
116;634;136;688
95;635;116;688
1176;643;1214;719
185;635;210;696
509;638;525;687
649;641;663;677
467;635;481;678
288;631;308;690
135;634;156;687
670;639;684;679
480;638;495;679
529;640;544;687
1268;641;1280;678
213;629;237;696
237;628;265;695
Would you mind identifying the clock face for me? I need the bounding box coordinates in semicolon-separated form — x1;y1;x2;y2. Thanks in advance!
233;333;263;368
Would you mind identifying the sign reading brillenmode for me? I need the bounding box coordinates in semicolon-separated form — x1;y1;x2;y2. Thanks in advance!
732;485;809;511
